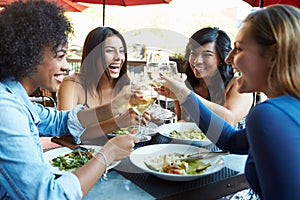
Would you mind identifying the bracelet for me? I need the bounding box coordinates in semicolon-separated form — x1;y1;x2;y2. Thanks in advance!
95;151;108;180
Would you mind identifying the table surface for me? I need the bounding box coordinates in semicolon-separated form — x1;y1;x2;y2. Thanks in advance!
47;133;250;200
86;133;249;200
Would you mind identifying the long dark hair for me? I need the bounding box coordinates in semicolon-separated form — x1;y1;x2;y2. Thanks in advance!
79;27;130;97
183;27;233;105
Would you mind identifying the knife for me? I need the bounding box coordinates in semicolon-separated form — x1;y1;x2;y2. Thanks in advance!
51;136;89;152
188;150;230;158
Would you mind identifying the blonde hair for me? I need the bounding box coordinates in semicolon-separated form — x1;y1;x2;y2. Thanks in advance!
244;5;300;99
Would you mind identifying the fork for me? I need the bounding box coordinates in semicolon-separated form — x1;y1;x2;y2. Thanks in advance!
174;150;229;161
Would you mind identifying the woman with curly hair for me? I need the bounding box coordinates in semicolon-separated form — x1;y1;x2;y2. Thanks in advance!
0;1;140;199
180;27;253;128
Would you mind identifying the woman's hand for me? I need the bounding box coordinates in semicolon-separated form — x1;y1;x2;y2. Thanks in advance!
155;85;177;99
141;111;151;126
156;73;191;103
99;134;139;164
115;108;151;128
111;86;131;115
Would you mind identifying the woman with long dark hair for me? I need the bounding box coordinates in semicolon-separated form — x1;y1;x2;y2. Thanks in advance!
58;27;148;138
182;27;253;128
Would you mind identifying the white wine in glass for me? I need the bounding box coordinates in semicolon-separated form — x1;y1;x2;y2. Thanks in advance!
129;93;156;115
129;84;157;142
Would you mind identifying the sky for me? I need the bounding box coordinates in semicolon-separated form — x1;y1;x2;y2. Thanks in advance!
66;0;253;56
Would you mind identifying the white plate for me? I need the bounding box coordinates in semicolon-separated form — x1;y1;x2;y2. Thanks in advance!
130;144;224;181
43;145;120;174
157;122;212;146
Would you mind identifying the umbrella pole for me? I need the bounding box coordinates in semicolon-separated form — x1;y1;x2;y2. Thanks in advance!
103;0;105;26
259;0;264;7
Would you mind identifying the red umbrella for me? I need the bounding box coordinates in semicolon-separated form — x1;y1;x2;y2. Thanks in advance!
0;0;89;12
58;0;89;11
69;0;172;26
243;0;300;8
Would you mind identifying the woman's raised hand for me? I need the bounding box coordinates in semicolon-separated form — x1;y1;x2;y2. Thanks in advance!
156;73;191;103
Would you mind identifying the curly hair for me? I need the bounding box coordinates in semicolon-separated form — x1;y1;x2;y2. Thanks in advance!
0;0;73;81
183;27;233;105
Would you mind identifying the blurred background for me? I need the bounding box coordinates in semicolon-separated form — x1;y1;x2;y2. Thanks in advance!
66;0;254;60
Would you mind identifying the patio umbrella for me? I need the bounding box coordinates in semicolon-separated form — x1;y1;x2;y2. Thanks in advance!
69;0;172;26
0;0;89;12
243;0;300;8
58;0;89;11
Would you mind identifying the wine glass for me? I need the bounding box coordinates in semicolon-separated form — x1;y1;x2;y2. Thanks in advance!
144;62;166;107
168;61;179;77
146;61;178;89
144;61;179;123
152;61;179;103
129;82;157;142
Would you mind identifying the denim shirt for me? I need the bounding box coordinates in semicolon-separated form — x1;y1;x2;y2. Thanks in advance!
0;78;83;199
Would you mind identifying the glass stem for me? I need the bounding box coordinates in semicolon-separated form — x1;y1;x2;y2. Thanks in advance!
165;96;167;109
157;92;163;108
137;113;142;137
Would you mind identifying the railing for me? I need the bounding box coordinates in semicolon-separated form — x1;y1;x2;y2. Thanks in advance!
67;59;147;74
67;58;81;74
30;88;57;107
127;60;146;67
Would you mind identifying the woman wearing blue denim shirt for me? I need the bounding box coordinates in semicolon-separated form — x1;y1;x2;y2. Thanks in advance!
0;1;140;199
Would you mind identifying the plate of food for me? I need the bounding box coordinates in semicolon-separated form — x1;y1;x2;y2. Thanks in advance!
107;127;131;138
130;144;225;181
157;122;212;146
43;145;120;174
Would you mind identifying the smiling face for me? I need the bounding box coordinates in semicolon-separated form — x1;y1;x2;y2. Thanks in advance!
189;42;221;80
103;35;125;79
22;44;69;94
225;22;273;94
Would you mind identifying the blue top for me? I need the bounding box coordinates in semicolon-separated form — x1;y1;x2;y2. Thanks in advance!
0;78;83;199
182;92;300;200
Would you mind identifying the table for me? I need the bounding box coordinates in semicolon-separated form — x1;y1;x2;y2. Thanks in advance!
79;134;250;200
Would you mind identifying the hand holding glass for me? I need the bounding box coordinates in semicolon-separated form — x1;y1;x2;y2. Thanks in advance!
129;84;157;142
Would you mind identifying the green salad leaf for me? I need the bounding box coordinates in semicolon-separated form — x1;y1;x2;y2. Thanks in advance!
51;149;95;171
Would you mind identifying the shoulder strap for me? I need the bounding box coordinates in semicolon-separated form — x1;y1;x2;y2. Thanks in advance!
84;79;89;108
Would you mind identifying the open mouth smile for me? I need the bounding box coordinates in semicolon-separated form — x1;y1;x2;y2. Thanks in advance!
109;64;121;69
54;74;65;83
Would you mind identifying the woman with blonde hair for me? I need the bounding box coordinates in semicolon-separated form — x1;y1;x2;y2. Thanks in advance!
157;5;300;199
